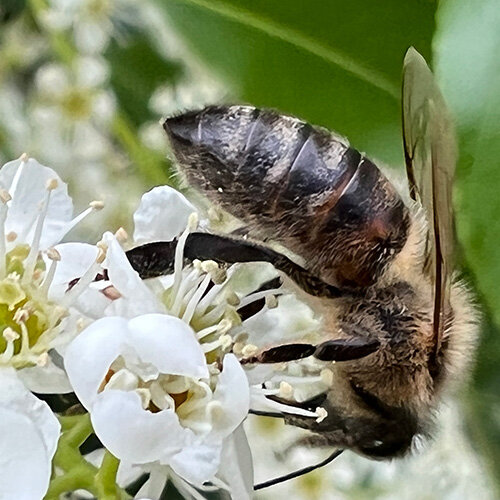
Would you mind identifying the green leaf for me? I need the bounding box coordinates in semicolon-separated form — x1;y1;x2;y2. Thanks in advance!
106;33;183;127
436;0;500;328
0;0;26;23
435;0;500;491
105;33;183;184
156;0;436;167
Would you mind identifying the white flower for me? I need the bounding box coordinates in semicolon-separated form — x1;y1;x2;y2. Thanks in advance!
65;185;327;497
133;186;197;244
0;155;103;393
34;58;114;126
65;314;250;490
0;367;60;500
42;0;141;54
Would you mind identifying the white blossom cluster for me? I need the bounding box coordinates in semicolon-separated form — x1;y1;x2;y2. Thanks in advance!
0;155;331;499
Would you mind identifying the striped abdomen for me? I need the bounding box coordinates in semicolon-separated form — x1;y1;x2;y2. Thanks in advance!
164;106;410;288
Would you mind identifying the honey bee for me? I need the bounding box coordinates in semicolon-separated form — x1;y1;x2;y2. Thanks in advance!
127;48;478;481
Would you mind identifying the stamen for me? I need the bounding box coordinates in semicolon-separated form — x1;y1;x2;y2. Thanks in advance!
102;286;121;300
198;302;227;325
18;320;30;355
315;407;328;423
8;154;28;202
106;369;139;391
181;273;212;325
36;352;49;367
170;270;204;316
135;388;151;409
61;253;105;308
41;247;60;293
195;282;228;316
0;328;18;362
171;215;197;306
114;227;128;242
13;308;29;324
0;190;10;278
64;200;105;234
3;327;19;342
196;323;221;340
23;180;56;283
241;344;258;357
279;381;294;399
232;342;245;355
265;294;278;309
201;339;222;354
219;334;233;350
237;288;283;309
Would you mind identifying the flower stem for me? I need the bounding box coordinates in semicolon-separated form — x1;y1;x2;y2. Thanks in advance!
45;464;96;499
47;414;130;499
95;450;124;500
46;414;98;498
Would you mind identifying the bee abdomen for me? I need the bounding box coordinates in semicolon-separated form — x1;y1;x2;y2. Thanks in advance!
164;105;409;287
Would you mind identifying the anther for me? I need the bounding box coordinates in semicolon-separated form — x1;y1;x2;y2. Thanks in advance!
3;327;19;342
90;200;105;210
36;352;49;367
102;285;121;300
226;292;240;307
96;249;107;264
265;295;278;309
115;227;128;242
217;318;232;335
232;342;245;355
96;240;108;252
241;344;258;357
0;189;11;204
315;407;328;423
279;381;294;399
187;212;199;231
201;260;219;274
219;334;233;350
13;309;29;323
46;178;59;191
46;247;61;261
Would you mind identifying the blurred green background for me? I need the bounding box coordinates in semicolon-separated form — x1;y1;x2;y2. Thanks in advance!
0;0;498;498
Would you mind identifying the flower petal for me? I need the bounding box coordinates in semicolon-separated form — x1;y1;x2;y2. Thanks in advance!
18;359;72;394
210;354;249;440
170;440;222;485
0;368;60;500
103;232;164;316
64;316;128;409
91;390;184;465
226;262;279;298
127;314;209;380
0;157;73;248
133;186;196;244
218;424;254;500
244;294;321;348
47;242;99;301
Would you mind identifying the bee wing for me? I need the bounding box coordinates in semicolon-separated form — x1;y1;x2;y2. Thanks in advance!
402;47;457;358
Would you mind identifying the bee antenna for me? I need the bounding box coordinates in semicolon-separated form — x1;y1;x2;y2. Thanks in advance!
253;449;344;490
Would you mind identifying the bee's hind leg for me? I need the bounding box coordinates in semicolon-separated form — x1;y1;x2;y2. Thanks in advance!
126;232;344;298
